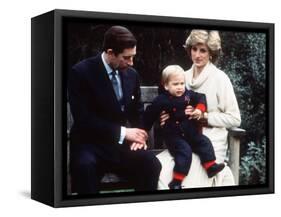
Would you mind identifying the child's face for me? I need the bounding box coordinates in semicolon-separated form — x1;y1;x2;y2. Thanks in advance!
164;73;185;97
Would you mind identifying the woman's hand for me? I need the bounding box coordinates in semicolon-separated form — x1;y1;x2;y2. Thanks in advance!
185;105;203;120
190;109;203;120
159;110;170;127
198;112;208;126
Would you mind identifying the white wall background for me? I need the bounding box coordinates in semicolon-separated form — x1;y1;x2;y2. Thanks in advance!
0;0;279;216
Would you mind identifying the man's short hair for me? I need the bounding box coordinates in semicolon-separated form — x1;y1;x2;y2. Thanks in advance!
102;26;137;55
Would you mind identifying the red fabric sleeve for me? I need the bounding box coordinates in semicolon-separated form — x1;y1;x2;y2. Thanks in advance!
196;103;206;113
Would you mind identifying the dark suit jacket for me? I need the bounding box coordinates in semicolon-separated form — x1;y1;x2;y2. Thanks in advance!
68;53;144;160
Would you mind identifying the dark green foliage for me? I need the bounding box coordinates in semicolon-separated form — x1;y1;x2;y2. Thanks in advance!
217;32;267;185
66;22;268;185
240;138;266;185
218;32;266;144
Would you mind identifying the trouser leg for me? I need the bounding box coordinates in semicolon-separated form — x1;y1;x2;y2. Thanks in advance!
70;143;102;195
117;148;162;192
165;137;192;176
190;135;216;164
180;120;216;163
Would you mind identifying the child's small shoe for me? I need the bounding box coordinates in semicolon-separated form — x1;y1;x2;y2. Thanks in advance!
168;180;182;190
207;163;225;178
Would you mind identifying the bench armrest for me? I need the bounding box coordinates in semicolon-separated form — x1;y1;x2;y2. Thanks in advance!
228;127;246;137
227;127;246;185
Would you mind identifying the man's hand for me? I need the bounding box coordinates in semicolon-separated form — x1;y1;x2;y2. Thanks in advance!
130;142;148;151
125;128;148;144
159;110;170;127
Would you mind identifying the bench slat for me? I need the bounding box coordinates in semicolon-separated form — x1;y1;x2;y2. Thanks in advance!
140;86;158;103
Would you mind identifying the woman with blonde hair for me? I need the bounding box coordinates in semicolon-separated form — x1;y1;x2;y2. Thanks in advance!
157;30;241;188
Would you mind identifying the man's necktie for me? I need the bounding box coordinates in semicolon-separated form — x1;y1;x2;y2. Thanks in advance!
111;70;121;101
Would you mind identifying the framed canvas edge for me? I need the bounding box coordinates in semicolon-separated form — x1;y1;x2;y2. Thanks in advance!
48;9;275;207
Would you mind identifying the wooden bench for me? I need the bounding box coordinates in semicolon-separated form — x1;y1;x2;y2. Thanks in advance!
67;86;245;194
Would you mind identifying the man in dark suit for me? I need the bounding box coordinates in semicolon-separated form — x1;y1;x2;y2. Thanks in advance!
68;26;161;194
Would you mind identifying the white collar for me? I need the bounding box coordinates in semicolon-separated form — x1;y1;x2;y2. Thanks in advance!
187;61;213;89
101;52;119;75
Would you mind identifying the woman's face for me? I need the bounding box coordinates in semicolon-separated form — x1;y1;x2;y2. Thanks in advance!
190;43;210;70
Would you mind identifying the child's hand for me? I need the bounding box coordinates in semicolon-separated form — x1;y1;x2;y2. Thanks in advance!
189;108;202;120
185;105;194;116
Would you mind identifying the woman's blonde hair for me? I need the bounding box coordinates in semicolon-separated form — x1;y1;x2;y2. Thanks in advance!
161;65;185;85
184;30;222;63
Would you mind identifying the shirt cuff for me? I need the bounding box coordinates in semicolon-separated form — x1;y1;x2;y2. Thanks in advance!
119;126;126;144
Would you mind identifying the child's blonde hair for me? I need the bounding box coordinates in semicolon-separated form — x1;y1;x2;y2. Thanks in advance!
161;65;185;85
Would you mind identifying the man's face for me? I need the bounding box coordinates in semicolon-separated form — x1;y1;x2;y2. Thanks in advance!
110;46;136;70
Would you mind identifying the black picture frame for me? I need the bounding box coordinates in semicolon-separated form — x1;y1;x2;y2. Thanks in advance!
31;9;274;207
